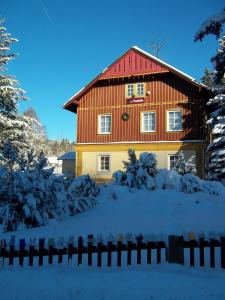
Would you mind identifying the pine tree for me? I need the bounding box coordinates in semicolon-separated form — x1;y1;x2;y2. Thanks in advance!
173;150;196;175
195;8;225;183
0;19;35;156
201;67;214;88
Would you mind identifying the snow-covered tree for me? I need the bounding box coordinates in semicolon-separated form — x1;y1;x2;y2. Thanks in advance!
201;67;214;88
113;149;158;189
195;8;225;183
173;151;196;175
0;19;36;156
67;175;99;214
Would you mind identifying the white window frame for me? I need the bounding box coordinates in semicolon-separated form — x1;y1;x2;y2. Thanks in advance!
168;154;179;170
136;82;145;96
141;111;156;132
127;84;135;97
98;155;110;172
126;82;145;98
167;110;183;132
98;114;111;134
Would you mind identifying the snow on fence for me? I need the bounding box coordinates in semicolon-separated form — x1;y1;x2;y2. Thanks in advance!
0;233;225;269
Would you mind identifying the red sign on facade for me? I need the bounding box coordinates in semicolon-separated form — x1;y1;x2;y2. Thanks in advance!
127;98;144;104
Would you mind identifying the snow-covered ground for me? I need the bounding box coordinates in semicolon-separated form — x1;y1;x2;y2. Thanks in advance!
1;184;225;299
0;264;225;300
2;184;225;242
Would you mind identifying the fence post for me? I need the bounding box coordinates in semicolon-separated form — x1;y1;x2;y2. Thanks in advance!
48;238;54;265
29;238;35;266
77;236;83;266
136;234;143;265
221;236;225;269
199;234;205;267
168;235;184;265
9;236;15;266
68;236;74;264
19;239;25;267
39;238;45;266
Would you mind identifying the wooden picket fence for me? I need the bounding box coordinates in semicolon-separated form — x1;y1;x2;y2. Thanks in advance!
0;233;225;269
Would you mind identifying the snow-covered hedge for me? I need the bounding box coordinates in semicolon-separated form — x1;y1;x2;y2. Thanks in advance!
0;144;99;232
113;150;225;197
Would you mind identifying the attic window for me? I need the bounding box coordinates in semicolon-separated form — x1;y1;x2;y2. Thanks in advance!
126;83;145;98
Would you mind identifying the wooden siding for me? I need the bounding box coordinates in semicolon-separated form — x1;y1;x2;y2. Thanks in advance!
76;73;206;143
99;48;168;79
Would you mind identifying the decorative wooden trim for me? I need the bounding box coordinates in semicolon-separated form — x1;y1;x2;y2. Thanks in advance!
75;142;206;153
99;70;169;80
78;100;189;112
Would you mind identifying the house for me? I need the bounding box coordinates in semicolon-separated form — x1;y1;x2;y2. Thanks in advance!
47;156;62;174
64;46;209;180
58;152;76;178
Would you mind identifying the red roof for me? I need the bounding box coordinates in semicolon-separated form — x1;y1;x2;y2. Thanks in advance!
64;46;205;113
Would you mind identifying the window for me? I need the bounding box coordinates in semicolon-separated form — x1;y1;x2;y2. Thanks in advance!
136;83;145;96
127;84;134;97
141;111;156;132
168;155;179;170
98;114;111;134
167;110;182;131
98;155;110;172
126;83;145;98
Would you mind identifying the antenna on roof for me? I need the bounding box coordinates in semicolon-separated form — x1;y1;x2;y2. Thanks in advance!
149;40;167;58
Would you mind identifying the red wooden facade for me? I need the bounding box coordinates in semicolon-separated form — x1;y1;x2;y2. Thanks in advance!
64;47;208;144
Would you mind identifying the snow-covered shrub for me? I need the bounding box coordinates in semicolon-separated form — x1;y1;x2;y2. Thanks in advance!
67;175;99;214
113;149;158;189
202;180;225;196
180;173;203;194
0;147;69;232
156;169;181;190
173;151;196;175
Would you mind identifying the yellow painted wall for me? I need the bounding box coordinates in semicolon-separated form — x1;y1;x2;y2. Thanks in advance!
76;142;205;179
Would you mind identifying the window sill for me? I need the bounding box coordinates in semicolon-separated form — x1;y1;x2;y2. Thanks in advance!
141;131;157;134
97;132;111;135
166;130;183;133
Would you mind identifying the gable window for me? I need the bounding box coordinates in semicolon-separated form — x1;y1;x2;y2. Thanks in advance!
127;84;134;97
126;83;145;98
141;111;156;132
98;155;110;172
136;83;145;96
168;155;179;170
167;110;182;131
98;114;111;134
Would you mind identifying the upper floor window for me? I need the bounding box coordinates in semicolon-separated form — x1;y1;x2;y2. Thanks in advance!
98;114;111;134
126;83;145;98
141;111;156;132
167;110;182;131
127;84;135;97
136;83;145;96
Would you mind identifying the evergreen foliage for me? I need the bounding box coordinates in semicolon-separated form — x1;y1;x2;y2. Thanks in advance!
173;151;196;175
67;175;99;214
195;8;225;183
201;67;214;88
0;19;38;156
113;149;158;189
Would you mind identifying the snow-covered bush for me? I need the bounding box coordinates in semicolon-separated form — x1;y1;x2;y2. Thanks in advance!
0;147;69;232
113;149;158;189
180;173;203;194
67;175;99;214
156;169;181;190
202;180;225;197
173;151;196;175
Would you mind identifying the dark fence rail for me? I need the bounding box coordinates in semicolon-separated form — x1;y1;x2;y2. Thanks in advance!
0;233;225;269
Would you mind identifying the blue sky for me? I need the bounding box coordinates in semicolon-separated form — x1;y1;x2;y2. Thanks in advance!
1;0;224;141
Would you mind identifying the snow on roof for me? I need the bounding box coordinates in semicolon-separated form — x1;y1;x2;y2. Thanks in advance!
132;46;203;86
63;87;85;106
58;151;76;160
